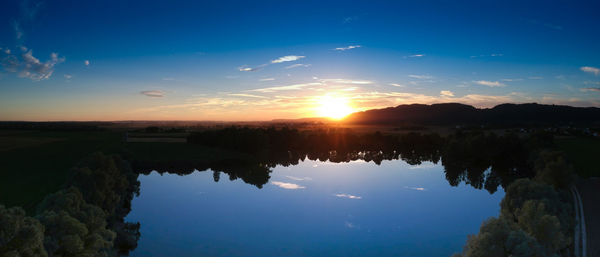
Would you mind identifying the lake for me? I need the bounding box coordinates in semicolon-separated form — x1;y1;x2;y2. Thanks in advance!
126;159;504;257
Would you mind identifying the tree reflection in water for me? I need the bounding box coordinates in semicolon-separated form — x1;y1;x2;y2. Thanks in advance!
136;128;550;194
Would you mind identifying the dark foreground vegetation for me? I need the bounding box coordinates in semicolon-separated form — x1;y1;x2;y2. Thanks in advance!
0;122;594;256
453;151;575;257
1;153;140;256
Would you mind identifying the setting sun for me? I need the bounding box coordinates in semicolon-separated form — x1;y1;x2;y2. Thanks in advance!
315;95;355;120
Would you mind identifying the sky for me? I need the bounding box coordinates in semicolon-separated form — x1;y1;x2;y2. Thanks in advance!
1;0;599;121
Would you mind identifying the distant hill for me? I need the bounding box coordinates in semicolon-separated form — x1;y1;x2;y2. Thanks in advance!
344;103;600;126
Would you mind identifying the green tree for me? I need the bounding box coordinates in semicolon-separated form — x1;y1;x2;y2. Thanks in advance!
36;188;116;257
0;205;48;257
454;217;545;257
516;200;567;255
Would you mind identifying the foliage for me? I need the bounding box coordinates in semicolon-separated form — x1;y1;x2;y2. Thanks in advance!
69;153;140;221
65;153;140;255
441;131;533;193
534;151;574;189
456;177;574;257
516;200;567;254
0;205;47;257
0;152;142;257
36;187;116;257
453;217;545;257
500;178;573;237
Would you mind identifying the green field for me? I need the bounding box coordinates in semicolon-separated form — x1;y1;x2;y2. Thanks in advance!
0;129;244;212
555;137;600;178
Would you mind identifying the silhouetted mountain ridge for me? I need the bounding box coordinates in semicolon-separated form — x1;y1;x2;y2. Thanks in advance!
344;103;600;125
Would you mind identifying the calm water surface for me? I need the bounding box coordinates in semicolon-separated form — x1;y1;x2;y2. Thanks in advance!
126;160;504;257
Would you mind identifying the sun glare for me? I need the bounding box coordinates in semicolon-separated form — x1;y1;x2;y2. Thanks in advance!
316;95;354;120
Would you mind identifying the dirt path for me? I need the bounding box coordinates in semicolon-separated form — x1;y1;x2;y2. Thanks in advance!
577;178;600;257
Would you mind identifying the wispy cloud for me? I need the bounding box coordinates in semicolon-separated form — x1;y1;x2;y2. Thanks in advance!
404;186;426;191
11;0;44;41
334;45;361;51
581;66;600;76
271;181;305;190
238;65;262;72
528;76;543;80
19;1;44;21
408;54;425;57
259;78;275;81
64;74;72;79
440;90;454;97
409;75;433;79
271;55;305;63
335;193;362;199
1;46;65;81
408;163;437;170
343;16;357;24
227;93;267;98
249;83;321;93
470;53;503;58
246;79;372;94
474;80;506;87
140;90;165;97
581;87;600;92
239;55;304;72
12;21;23;40
319;78;373;85
285;63;311;69
389;83;404;87
285;176;312;181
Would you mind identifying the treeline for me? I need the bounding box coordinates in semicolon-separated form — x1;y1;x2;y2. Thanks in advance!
0;153;140;257
453;150;576;257
186;127;551;193
441;130;552;193
187;126;441;154
0;122;108;131
133;158;273;189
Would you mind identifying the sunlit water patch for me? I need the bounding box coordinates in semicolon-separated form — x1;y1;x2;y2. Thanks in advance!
126;160;504;257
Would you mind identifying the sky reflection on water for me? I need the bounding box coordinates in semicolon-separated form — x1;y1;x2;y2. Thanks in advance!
126;159;504;257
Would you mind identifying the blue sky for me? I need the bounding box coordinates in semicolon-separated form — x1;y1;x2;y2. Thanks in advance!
1;0;599;120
